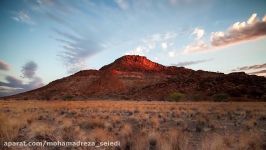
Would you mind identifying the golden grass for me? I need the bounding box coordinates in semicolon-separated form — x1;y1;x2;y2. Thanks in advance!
0;100;266;150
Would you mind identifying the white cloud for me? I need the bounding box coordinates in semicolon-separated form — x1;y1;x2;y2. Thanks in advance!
183;13;266;54
183;40;209;54
182;27;209;54
192;28;205;39
247;13;258;25
161;42;168;49
211;13;266;47
143;32;176;43
147;42;156;50
168;51;176;57
114;0;129;10
126;32;177;56
263;16;266;22
125;46;145;56
12;10;35;25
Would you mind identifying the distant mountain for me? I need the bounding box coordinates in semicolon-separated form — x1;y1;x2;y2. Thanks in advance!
3;55;266;101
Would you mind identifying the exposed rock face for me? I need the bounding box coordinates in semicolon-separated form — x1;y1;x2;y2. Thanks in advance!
3;55;266;101
100;55;166;72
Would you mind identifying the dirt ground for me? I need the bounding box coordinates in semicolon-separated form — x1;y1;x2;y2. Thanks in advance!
1;100;266;150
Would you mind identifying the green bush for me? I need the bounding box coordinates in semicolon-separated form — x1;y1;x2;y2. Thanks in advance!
212;93;229;102
63;95;74;100
168;92;185;102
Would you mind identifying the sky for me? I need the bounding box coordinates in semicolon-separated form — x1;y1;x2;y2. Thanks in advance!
0;0;266;96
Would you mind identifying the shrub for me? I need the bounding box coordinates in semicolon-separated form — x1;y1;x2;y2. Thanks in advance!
0;114;20;149
186;93;203;101
261;94;266;100
168;92;185;102
213;93;229;102
63;95;74;100
79;119;105;130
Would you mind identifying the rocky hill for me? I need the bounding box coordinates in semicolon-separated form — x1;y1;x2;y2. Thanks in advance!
3;55;266;101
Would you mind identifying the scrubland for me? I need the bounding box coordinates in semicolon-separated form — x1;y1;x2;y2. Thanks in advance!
0;100;266;150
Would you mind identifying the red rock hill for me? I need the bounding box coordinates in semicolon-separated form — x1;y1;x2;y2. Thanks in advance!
3;55;266;101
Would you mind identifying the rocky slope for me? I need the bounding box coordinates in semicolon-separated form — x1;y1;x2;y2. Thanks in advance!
3;55;266;101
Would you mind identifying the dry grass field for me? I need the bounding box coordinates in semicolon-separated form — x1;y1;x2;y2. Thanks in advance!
0;100;266;150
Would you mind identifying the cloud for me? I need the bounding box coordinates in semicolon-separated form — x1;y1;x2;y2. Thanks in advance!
0;76;43;97
0;61;44;97
183;40;209;54
25;77;43;90
193;28;205;40
28;1;184;72
161;42;168;49
232;63;266;71
0;60;10;71
182;27;210;54
249;70;266;75
55;29;103;73
126;32;177;56
1;76;23;88
211;13;266;47
0;86;23;96
232;63;266;77
168;51;176;57
114;0;129;10
172;59;211;67
25;0;107;74
125;46;145;56
29;0;74;14
142;32;177;51
169;0;211;5
151;32;177;42
12;10;35;25
45;12;69;25
21;61;38;79
183;13;266;54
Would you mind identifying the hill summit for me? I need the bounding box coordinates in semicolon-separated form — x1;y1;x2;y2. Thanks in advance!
100;55;166;72
3;55;266;101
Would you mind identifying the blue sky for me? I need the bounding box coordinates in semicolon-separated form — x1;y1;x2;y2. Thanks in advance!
0;0;266;96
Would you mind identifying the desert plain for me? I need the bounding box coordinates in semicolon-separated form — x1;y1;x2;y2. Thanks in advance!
1;100;266;150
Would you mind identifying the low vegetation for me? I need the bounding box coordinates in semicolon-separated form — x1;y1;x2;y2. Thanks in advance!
63;95;74;100
0;100;265;150
167;92;185;102
212;93;230;102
